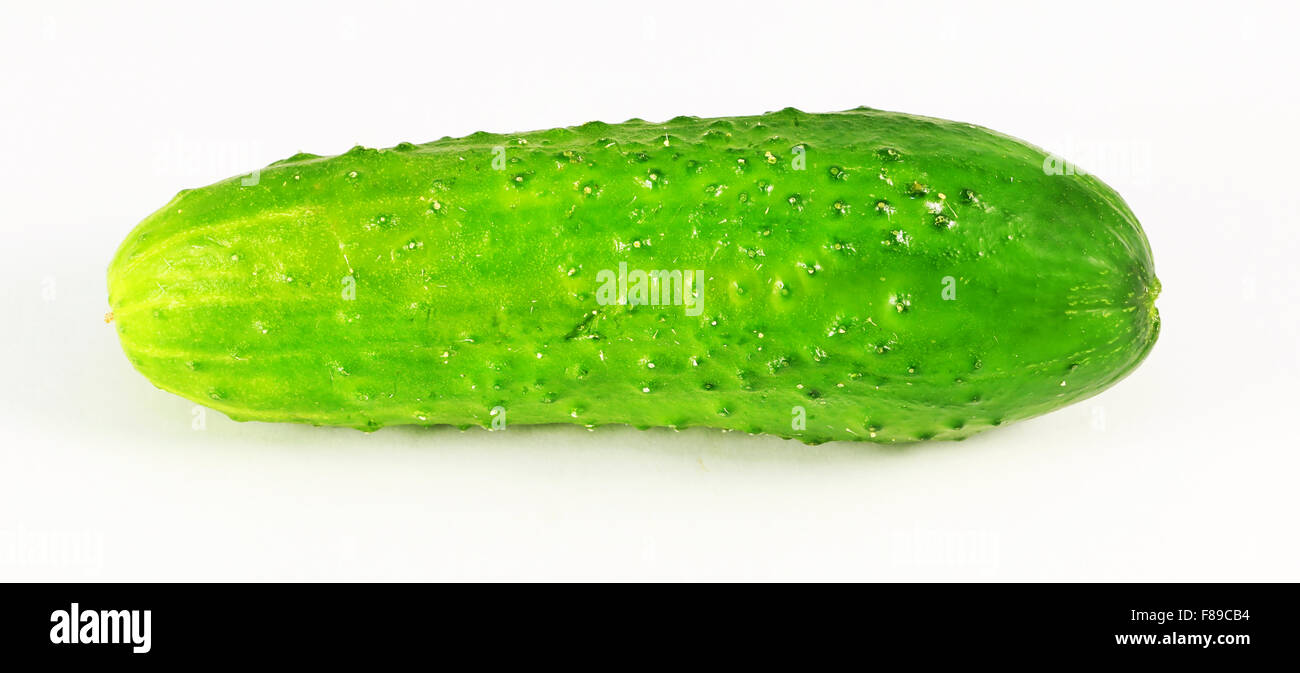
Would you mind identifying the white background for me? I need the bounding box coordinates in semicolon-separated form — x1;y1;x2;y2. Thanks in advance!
2;1;1296;581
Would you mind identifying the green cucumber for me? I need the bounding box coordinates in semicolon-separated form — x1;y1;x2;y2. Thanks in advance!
108;107;1160;443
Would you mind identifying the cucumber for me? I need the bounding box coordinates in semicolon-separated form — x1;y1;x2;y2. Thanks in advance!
108;107;1160;443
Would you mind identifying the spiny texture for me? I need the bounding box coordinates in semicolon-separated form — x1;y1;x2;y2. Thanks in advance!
108;107;1160;443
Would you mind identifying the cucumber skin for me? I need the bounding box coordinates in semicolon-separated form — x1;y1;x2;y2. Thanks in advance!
108;107;1159;444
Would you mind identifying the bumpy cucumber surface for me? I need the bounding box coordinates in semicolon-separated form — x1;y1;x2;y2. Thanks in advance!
108;107;1160;443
